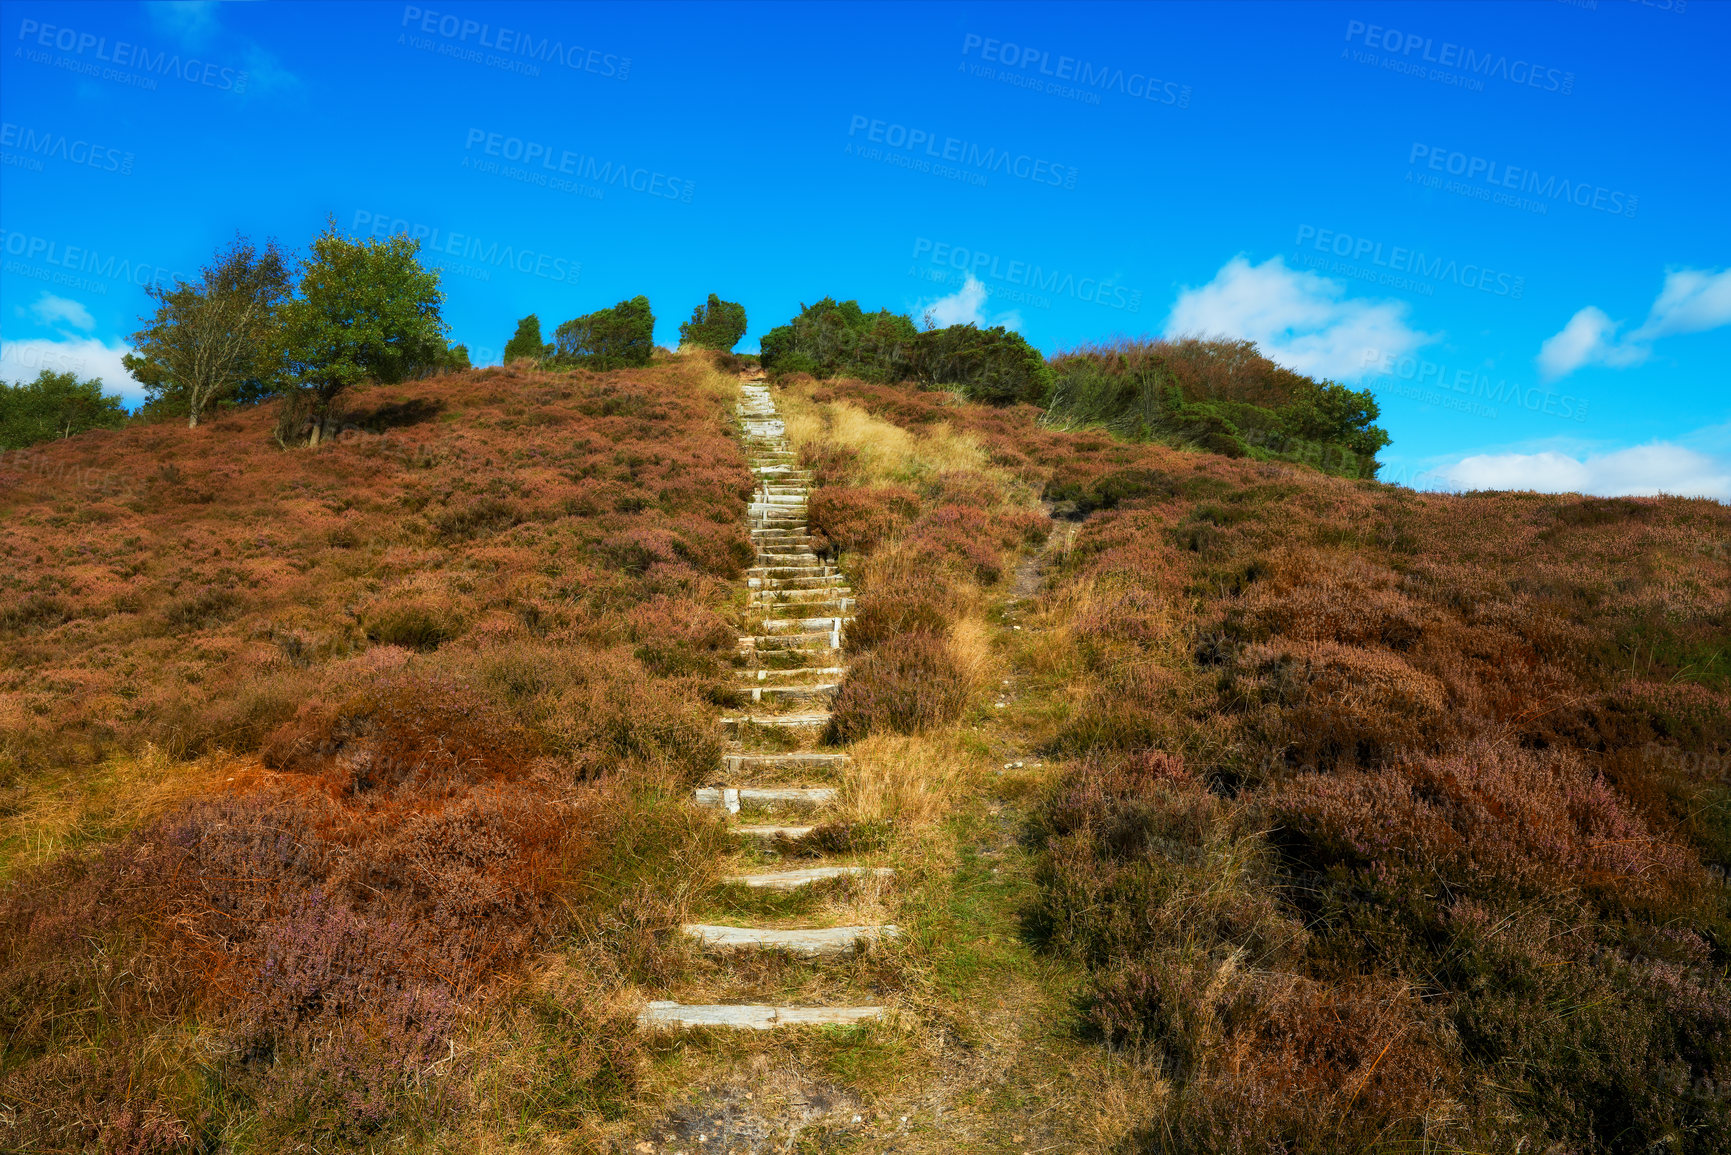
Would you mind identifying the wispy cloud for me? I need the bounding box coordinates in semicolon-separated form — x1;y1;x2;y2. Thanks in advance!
1429;438;1730;502
917;274;1022;331
1538;267;1731;379
0;335;142;406
27;293;96;332
1164;255;1436;381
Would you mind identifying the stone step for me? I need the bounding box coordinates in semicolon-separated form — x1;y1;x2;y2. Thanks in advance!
754;615;849;634
737;633;841;653
751;592;851;609
693;786;840;812
721;866;893;890
718;711;830;728
738;666;848;683
754;551;820;564
722;752;851;773
738;683;839;702
680;923;900;958
639;1001;884;1030
747;565;834;578
752;582;848;597
731;823;816;842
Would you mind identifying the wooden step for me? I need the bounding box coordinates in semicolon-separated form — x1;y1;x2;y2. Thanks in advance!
693;786;840;813
680;923;900;958
639;1001;884;1030
721;866;893;890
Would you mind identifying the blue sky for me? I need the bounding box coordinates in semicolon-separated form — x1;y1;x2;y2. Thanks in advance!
2;0;1726;498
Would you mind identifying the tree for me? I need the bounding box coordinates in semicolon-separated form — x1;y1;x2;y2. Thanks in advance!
122;236;292;427
679;294;747;351
551;296;654;370
277;219;447;440
502;315;545;363
0;370;128;449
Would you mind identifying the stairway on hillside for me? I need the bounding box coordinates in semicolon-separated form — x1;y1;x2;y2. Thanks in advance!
640;377;897;1031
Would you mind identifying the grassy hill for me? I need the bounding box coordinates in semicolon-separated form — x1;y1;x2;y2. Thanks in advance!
2;355;1727;1152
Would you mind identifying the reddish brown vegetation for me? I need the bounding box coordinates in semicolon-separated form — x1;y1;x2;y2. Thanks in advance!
836;378;1731;1152
825;634;971;743
0;360;749;1145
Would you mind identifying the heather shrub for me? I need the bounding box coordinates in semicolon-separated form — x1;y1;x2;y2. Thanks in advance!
843;592;950;652
826;634;972;743
807;483;919;554
1229;640;1450;773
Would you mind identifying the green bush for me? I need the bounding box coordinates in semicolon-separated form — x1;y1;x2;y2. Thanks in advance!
551;296;655;370
759;299;1049;405
502;314;545;363
1045;339;1388;478
906;323;1051;405
759;298;917;382
0;370;128;449
678;294;747;351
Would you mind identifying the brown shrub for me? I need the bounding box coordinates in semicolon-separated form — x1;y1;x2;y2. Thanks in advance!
825;634;973;743
806;484;919;554
1232;640;1450;772
1269;739;1705;906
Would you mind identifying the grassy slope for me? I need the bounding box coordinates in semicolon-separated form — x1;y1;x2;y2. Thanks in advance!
4;361;1726;1152
817;377;1731;1153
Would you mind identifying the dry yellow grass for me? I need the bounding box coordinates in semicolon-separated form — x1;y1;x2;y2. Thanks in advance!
0;743;243;879
778;393;992;487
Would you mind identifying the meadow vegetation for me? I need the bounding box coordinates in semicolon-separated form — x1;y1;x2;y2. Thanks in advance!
822;378;1731;1153
0;354;760;1148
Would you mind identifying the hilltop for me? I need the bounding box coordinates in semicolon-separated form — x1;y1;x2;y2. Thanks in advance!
1;352;1727;1153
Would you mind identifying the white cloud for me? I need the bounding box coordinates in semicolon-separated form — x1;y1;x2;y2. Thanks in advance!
1633;267;1731;340
1536;305;1648;378
0;336;142;406
148;1;220;47
1432;443;1730;502
1538;267;1731;379
28;293;96;331
1163;255;1435;381
917;274;1021;331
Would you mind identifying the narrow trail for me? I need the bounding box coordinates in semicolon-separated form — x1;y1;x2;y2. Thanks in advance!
622;381;1144;1152
639;376;896;1030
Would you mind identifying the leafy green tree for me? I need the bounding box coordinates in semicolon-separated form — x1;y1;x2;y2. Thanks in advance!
276;220;447;439
503;314;545;363
122;236;292;427
679;294;747;351
907;324;1051;405
759;298;918;381
0;369;128;449
551;296;654;370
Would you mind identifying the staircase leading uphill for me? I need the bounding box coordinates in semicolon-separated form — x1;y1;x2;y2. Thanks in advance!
639;378;897;1031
